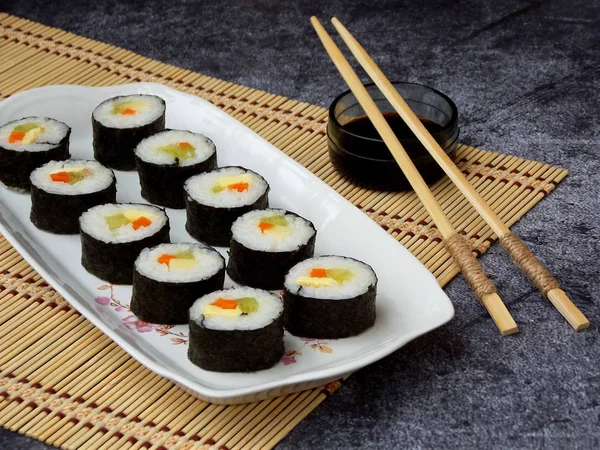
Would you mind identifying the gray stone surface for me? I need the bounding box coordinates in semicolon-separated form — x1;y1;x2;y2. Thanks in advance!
0;0;599;449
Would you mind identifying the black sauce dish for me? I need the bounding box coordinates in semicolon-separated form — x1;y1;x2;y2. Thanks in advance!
327;82;459;191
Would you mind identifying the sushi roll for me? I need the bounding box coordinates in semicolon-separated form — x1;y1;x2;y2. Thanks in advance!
227;209;316;290
80;203;170;284
188;287;284;372
92;94;166;170
131;243;225;324
134;130;217;208
0;117;70;189
283;256;377;338
30;160;116;234
184;167;269;246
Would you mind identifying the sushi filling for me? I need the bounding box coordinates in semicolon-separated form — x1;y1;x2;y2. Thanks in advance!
0;117;70;152
211;173;251;193
135;130;216;167
49;167;92;184
157;251;197;270
135;243;224;283
80;204;167;243
231;209;315;252
8;121;44;144
30;160;114;195
285;256;377;300
185;167;268;208
93;94;165;129
190;287;283;331
105;210;155;231
296;267;354;288
203;297;259;318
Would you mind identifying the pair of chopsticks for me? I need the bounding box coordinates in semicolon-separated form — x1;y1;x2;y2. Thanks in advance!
311;16;590;335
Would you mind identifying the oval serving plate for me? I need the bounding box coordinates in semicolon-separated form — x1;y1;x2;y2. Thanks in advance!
0;83;454;404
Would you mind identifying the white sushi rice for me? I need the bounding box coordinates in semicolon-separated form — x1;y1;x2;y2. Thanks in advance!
231;209;314;252
30;160;114;195
135;243;224;283
284;256;377;300
134;130;215;167
0;117;69;152
80;203;167;244
184;167;268;208
92;94;165;129
189;287;283;331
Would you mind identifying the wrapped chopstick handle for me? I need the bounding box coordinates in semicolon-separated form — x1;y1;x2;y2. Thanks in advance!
444;233;497;300
499;232;559;294
444;233;518;335
500;232;589;331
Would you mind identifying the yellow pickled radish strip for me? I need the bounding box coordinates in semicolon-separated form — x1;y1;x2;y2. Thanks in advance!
203;305;243;317
297;276;338;287
122;210;157;221
169;258;197;270
22;127;44;144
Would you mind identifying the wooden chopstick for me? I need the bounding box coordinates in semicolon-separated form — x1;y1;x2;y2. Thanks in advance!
330;17;590;332
310;16;518;336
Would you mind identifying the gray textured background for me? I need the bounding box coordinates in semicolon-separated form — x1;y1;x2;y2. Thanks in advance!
0;0;599;449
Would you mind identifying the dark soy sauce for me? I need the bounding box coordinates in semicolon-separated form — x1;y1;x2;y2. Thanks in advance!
342;113;443;160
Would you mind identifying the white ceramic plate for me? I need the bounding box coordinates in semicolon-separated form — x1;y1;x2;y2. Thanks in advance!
0;83;454;404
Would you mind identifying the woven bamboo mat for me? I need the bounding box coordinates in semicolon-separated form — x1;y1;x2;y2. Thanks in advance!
0;13;567;450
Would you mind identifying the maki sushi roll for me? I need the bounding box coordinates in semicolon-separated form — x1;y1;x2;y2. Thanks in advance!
184;167;269;246
134;130;217;208
92;94;166;170
283;256;377;338
188;287;284;372
80;203;170;284
131;243;225;324
30;160;116;234
0;117;70;189
227;209;316;290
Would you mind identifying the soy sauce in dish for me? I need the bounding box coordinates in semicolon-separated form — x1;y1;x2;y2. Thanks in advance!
342;112;443;160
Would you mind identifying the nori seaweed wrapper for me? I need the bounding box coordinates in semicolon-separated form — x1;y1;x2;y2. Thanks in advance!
30;179;117;234
131;261;226;324
92;96;166;171
185;171;269;246
188;312;284;372
227;213;316;290
283;282;377;339
80;218;170;284
0;131;70;190
136;151;217;209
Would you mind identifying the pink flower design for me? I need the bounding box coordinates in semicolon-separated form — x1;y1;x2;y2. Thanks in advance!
95;296;110;305
122;315;154;333
281;353;297;365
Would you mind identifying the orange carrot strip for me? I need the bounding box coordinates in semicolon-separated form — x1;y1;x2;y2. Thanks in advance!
258;222;274;233
50;172;70;183
9;131;25;143
228;182;249;192
179;141;192;148
212;298;238;309
310;268;327;278
122;108;136;115
131;216;152;230
157;254;175;266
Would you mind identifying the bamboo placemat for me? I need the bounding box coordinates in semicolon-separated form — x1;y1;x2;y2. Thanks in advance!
0;13;567;450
